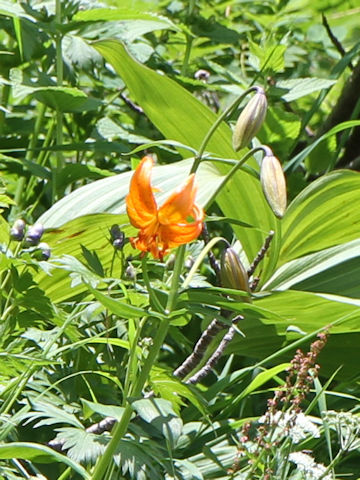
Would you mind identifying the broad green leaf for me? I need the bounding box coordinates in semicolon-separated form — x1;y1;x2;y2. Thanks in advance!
63;34;103;69
228;290;360;377
97;117;152;144
37;214;130;302
81;399;124;420
131;397;183;448
0;193;15;207
93;39;237;158
280;170;360;265
0;443;90;478
264;238;360;298
33;87;91;112
277;78;336;102
175;425;237;480
87;286;147;320
10;69;100;111
174;459;204;480
55;337;133;356
13;16;23;61
73;7;182;44
73;7;180;37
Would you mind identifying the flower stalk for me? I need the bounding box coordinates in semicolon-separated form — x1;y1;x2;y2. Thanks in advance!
191;86;262;173
90;246;185;480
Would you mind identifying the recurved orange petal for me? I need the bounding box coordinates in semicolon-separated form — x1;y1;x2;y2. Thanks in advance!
158;206;204;248
126;156;157;229
158;174;197;225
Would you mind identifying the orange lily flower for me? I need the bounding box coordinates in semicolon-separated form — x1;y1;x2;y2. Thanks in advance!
126;156;204;259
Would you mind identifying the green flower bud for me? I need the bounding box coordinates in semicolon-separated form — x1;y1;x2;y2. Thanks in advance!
220;247;250;302
232;87;268;152
260;154;287;218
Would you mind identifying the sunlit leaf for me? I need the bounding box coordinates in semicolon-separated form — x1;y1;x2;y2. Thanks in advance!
264;238;360;298
0;443;89;478
280;170;360;265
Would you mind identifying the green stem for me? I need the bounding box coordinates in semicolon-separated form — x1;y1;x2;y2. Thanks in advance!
165;244;185;312
57;467;72;480
11;103;46;217
54;0;64;202
205;146;268;208
181;35;193;77
123;317;145;400
190;87;258;174
90;246;185;480
141;256;164;313
318;450;342;479
181;0;196;76
25;116;55;209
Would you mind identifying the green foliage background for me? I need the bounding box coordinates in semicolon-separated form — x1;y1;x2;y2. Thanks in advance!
0;0;360;479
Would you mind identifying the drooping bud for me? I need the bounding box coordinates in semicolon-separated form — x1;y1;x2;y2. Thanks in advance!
110;224;125;250
232;87;268;152
110;224;121;240
184;255;195;270
260;153;287;218
165;253;176;270
113;237;125;250
25;223;44;245
220;247;251;302
125;264;136;280
10;219;26;241
36;242;51;261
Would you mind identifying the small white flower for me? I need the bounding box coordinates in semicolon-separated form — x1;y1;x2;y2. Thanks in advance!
289;451;331;480
259;410;320;444
325;410;360;452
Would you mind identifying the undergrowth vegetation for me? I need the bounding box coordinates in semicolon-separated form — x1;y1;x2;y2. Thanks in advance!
0;0;360;479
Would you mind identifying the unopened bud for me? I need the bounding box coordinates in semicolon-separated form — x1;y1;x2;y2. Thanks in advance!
260;154;287;218
232;87;268;151
25;223;44;245
110;224;125;250
110;224;121;240
113;237;125;250
165;254;176;270
10;219;26;241
125;264;136;280
184;256;195;270
37;242;51;260
220;247;250;302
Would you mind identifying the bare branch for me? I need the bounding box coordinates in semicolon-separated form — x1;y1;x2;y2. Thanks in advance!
322;14;352;70
185;315;243;385
247;230;274;279
173;317;226;379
